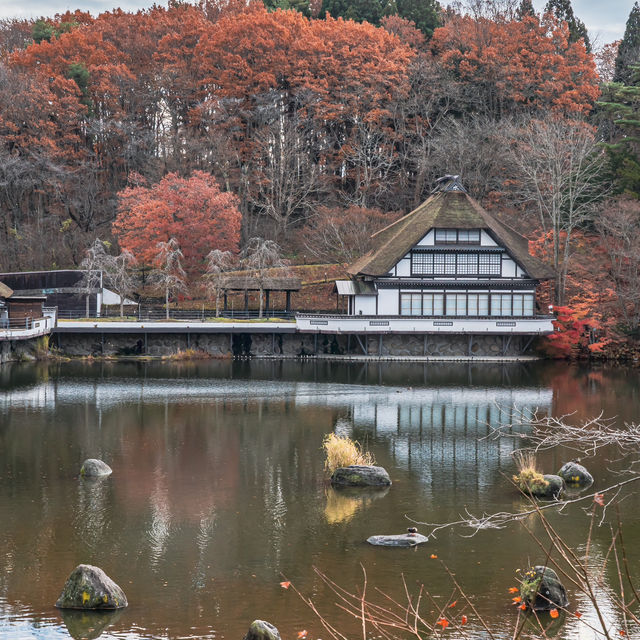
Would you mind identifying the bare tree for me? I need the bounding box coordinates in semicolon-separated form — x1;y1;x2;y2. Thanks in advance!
203;249;234;317
507;118;607;305
150;239;188;320
243;237;288;318
105;250;137;318
595;199;640;332
79;239;110;317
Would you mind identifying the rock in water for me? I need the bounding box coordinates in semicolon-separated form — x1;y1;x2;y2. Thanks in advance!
331;465;391;487
55;565;128;610
80;459;112;477
520;566;569;611
367;533;428;547
558;461;593;486
243;620;281;640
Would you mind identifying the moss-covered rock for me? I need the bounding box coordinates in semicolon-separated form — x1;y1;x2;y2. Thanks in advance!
243;619;281;640
331;465;391;487
520;566;569;611
515;472;564;498
55;565;127;610
558;461;593;487
80;459;112;477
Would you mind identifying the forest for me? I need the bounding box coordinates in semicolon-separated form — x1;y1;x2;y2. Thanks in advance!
1;0;640;357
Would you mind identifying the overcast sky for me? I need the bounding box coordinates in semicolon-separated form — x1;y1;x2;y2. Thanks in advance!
0;0;633;46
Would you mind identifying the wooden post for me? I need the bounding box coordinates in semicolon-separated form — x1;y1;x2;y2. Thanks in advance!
265;290;270;315
285;291;291;313
223;292;228;312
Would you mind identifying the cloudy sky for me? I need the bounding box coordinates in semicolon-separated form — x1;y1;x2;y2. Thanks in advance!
0;0;632;45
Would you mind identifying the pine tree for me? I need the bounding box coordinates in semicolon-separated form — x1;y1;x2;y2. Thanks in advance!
395;0;440;38
516;0;535;20
544;0;590;52
614;2;640;84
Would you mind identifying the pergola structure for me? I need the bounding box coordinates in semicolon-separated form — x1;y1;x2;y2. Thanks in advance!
221;276;302;314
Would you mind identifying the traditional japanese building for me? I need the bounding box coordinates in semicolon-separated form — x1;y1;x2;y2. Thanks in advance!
296;175;555;357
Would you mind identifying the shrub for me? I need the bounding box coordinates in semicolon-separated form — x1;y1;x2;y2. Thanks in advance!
512;450;548;495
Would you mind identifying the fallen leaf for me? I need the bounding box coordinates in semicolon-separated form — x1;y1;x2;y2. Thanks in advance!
512;596;522;604
575;611;582;618
519;604;527;610
594;493;605;506
430;554;438;559
435;618;449;629
508;587;519;593
550;609;559;619
280;581;291;589
461;615;468;625
448;600;457;608
297;631;308;639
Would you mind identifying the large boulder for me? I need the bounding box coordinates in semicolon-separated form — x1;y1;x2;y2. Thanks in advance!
558;461;593;487
55;565;128;610
331;465;391;487
80;459;112;477
520;566;569;611
518;474;564;499
367;533;428;547
243;620;281;640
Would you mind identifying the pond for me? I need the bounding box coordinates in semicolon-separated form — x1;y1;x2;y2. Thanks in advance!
0;360;639;639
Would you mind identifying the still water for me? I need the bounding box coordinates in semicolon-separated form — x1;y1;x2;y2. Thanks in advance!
0;360;639;639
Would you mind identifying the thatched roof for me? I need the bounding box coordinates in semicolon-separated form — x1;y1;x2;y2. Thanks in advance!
0;281;13;299
222;276;301;291
348;179;554;281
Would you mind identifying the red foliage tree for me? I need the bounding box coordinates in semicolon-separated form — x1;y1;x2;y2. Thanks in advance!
430;13;599;116
113;171;241;273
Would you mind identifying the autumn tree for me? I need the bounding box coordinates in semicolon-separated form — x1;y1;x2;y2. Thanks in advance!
614;2;640;84
150;239;188;320
113;172;241;274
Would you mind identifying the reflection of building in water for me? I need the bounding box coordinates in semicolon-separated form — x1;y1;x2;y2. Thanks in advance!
332;387;552;492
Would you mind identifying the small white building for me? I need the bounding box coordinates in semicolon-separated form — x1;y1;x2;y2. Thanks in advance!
297;176;554;350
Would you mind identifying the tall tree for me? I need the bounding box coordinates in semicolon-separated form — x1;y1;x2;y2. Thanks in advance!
614;2;640;84
544;0;590;52
515;0;535;20
150;239;188;320
243;238;288;318
395;0;440;39
507;118;606;305
203;249;234;317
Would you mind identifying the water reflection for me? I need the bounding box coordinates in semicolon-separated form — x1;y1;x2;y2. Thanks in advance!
0;361;638;640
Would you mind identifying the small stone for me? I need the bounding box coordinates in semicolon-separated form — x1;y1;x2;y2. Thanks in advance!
558;461;593;486
80;459;112;477
55;565;127;610
243;619;281;640
520;566;569;611
331;465;391;487
367;533;429;547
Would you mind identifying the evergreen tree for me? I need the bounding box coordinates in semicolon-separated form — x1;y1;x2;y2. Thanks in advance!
395;0;440;38
596;69;640;198
320;0;386;25
614;2;640;85
516;0;535;20
544;0;590;52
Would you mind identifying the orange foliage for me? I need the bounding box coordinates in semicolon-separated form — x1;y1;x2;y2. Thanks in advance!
431;14;599;115
113;171;241;273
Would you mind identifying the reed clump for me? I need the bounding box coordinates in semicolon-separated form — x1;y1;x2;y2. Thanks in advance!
323;433;375;474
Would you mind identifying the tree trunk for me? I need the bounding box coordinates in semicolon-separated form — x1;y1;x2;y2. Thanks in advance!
259;286;264;318
120;297;124;319
85;294;90;318
166;286;170;320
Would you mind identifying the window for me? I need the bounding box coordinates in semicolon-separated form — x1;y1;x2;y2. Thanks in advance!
400;291;534;317
412;251;501;276
435;229;480;245
422;293;444;315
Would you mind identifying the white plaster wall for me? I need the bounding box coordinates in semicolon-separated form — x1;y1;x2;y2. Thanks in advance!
354;295;377;315
395;257;411;277
501;256;517;277
377;288;398;315
481;230;498;246
416;229;435;246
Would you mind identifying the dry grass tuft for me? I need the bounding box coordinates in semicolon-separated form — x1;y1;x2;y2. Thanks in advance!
512;450;548;494
323;433;375;474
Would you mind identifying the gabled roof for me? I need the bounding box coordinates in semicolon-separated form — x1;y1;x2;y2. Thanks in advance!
347;180;553;281
0;281;13;299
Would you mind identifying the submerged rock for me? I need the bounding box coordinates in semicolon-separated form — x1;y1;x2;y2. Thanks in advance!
243;619;281;640
520;566;569;611
331;465;391;487
520;474;564;499
367;532;428;547
80;459;112;477
558;461;593;486
55;565;128;610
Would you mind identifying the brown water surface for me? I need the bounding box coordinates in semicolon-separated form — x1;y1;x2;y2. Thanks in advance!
0;360;639;639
